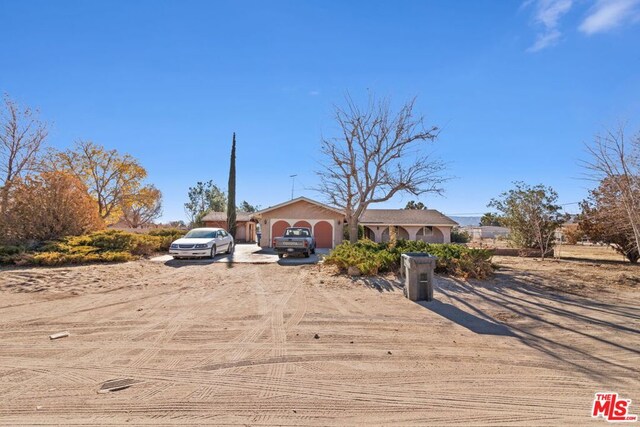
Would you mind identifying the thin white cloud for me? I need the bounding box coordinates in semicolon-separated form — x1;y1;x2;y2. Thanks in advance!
309;90;320;96
528;29;562;51
526;0;574;51
579;0;640;34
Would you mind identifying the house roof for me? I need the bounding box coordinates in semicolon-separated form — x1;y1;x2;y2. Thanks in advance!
201;211;255;222
255;196;345;216
359;209;458;226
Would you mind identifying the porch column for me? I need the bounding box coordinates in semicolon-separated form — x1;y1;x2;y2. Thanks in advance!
439;226;451;243
404;226;421;241
372;226;385;243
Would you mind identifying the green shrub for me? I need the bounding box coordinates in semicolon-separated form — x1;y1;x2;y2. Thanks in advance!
0;229;176;266
32;251;133;266
451;227;471;243
325;239;493;279
60;230;164;256
144;228;186;251
0;245;26;256
145;228;187;237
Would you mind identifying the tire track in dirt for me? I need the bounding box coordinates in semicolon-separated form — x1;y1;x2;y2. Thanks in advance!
258;279;307;400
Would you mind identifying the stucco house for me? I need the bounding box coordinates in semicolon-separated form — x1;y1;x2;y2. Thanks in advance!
360;209;457;243
202;211;258;243
255;197;345;249
254;197;457;248
202;197;457;249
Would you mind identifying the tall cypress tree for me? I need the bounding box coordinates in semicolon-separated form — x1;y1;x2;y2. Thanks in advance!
227;133;237;238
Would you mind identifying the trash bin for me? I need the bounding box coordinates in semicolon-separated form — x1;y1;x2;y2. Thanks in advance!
401;252;437;302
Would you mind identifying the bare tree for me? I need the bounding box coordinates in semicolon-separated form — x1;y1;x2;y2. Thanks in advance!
317;94;446;243
584;125;640;254
0;95;48;212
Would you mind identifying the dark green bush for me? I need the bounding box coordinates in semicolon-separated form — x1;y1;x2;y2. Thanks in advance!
145;228;187;237
451;227;471;243
325;239;493;279
145;228;186;251
0;245;26;256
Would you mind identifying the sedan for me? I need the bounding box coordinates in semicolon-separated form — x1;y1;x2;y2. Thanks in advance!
169;228;234;259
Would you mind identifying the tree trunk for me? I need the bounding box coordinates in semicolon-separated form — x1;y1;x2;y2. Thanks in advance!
349;221;358;244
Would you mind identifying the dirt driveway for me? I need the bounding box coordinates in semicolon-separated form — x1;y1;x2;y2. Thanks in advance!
0;258;638;425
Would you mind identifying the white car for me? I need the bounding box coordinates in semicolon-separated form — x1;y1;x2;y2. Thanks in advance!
169;228;234;259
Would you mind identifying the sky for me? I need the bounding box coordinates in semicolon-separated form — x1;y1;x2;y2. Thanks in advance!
1;0;639;221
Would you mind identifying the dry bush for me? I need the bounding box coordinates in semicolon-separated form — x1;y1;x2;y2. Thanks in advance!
1;171;103;244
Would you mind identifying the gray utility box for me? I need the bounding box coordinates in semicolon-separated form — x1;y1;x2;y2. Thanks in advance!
401;252;437;302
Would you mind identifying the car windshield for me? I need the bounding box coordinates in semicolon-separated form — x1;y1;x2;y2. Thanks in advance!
284;228;310;237
184;230;216;239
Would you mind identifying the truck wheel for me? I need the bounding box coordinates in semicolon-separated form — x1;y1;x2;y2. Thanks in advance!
311;247;316;254
278;253;284;259
304;251;310;258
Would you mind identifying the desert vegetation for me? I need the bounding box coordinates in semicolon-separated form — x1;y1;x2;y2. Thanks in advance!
0;95;172;264
0;228;185;266
325;239;493;279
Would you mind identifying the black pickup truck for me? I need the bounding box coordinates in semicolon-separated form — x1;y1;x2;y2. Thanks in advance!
274;227;316;258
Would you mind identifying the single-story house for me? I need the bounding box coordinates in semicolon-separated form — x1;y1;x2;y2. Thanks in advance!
200;197;458;249
253;197;457;248
255;197;345;249
359;209;457;244
202;211;258;243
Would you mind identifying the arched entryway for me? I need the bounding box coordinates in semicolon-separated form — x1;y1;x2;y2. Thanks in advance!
271;220;290;246
293;220;312;229
314;221;333;248
417;226;443;243
381;226;410;242
363;226;376;241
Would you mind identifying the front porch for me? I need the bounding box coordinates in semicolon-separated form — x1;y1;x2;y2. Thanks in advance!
361;224;451;244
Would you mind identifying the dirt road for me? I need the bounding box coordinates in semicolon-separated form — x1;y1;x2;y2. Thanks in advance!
0;259;638;425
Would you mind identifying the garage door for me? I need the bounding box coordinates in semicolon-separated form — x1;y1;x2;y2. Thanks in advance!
314;221;333;248
293;220;312;229
271;220;290;246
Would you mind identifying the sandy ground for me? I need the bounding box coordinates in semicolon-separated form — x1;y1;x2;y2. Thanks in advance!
0;256;638;425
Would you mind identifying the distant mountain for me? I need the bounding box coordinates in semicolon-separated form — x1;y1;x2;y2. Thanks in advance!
448;216;481;227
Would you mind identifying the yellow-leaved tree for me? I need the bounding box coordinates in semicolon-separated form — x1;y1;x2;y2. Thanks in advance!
121;185;163;228
50;141;147;225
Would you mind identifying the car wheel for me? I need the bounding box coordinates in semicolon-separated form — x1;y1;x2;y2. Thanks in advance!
210;246;216;259
226;242;233;254
278;253;284;259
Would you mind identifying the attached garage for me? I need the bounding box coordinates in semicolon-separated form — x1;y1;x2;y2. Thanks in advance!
314;221;333;248
271;220;290;245
255;197;345;249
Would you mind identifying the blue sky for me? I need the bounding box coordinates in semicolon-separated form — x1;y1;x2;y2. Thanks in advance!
1;0;639;221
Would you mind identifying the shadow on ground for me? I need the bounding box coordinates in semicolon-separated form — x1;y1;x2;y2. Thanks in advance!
429;271;640;382
163;258;216;268
417;299;515;336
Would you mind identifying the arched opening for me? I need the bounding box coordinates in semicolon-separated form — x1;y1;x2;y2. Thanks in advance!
381;226;409;242
271;220;290;246
417;226;444;243
363;226;376;242
293;220;312;229
314;221;333;248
